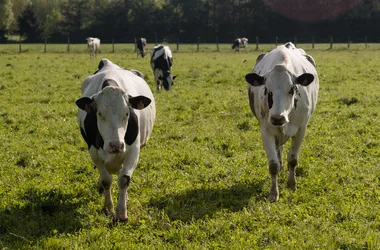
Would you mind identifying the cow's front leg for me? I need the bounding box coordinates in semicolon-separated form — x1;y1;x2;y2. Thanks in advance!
287;128;306;190
114;174;131;223
156;80;161;91
115;150;139;222
97;167;114;215
261;130;280;202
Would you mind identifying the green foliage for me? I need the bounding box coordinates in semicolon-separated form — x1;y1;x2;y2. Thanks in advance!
0;48;379;249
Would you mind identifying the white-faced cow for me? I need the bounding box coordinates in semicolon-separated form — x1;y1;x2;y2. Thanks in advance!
245;42;319;202
86;37;101;58
76;58;156;222
150;45;177;91
232;37;248;52
136;38;147;58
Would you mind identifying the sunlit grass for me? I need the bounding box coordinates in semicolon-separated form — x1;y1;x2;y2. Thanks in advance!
0;48;379;249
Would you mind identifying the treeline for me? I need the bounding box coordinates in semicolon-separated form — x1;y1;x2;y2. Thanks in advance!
1;0;380;44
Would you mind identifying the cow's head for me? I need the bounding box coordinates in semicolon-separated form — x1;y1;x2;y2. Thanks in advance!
161;71;177;91
245;65;314;126
76;86;151;153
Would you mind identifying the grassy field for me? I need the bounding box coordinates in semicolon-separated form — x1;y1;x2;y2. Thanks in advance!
0;45;379;249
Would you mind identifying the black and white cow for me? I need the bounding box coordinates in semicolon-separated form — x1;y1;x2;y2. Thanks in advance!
76;58;156;222
232;37;248;52
245;43;319;202
136;38;147;58
86;37;100;58
150;45;177;91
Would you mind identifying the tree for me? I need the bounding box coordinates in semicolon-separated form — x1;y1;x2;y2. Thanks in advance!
18;4;41;42
0;0;14;41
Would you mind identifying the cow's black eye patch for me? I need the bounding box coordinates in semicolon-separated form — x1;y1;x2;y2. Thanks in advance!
268;91;273;109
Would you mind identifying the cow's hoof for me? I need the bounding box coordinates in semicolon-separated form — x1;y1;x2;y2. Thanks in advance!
268;193;279;202
287;180;297;190
113;217;128;224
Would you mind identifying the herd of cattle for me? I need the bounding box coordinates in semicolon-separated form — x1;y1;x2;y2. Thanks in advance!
81;37;319;221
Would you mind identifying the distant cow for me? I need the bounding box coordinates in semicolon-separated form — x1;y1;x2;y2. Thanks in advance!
245;43;319;202
150;45;177;91
86;37;100;58
136;38;147;58
232;37;248;52
76;58;156;222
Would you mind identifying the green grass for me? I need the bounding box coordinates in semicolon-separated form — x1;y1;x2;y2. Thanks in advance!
0;47;379;249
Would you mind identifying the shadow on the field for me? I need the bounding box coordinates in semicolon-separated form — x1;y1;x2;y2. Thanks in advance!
0;188;85;247
148;180;266;222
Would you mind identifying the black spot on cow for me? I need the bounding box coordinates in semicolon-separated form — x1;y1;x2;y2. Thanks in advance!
125;109;138;145
102;79;118;89
81;108;104;150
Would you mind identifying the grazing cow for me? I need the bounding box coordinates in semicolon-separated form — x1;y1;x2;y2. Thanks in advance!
150;45;177;91
76;58;156;222
86;37;101;58
136;38;147;58
232;37;248;52
245;43;319;202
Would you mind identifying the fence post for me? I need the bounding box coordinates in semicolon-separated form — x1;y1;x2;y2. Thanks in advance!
112;38;115;53
177;37;179;52
312;36;315;49
44;38;47;53
155;33;158;45
67;36;70;52
255;36;259;51
19;37;21;53
294;36;297;47
197;36;200;51
347;36;350;49
275;36;278;47
365;36;367;49
330;36;333;50
216;36;219;51
134;37;137;52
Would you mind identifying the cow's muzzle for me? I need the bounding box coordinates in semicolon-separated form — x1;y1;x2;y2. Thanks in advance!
270;115;286;126
108;141;125;154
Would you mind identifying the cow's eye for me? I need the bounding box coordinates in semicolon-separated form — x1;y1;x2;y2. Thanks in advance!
97;112;102;117
289;87;294;95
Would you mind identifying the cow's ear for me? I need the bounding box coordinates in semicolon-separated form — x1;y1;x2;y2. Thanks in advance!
173;75;177;81
129;95;151;110
245;72;264;86
296;73;314;86
76;97;94;113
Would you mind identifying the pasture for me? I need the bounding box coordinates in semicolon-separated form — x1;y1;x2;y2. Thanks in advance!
0;45;379;249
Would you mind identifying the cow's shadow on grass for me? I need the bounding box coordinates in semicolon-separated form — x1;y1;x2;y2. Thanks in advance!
148;180;266;222
0;188;85;246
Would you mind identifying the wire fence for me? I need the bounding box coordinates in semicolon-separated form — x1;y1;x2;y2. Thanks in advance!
1;36;380;54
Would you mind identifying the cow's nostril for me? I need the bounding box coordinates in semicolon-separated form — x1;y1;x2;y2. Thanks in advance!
271;115;285;126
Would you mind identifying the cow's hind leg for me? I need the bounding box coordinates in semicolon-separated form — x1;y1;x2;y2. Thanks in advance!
287;128;306;190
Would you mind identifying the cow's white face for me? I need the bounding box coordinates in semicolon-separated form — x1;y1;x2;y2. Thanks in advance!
76;86;151;153
245;65;314;126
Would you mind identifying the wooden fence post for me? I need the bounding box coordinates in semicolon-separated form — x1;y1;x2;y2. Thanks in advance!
155;34;158;45
294;36;297;47
312;36;315;49
330;36;333;50
275;36;278;47
365;36;367;49
112;38;115;53
67;36;70;52
197;36;200;51
44;38;47;53
255;36;259;51
19;37;21;53
216;36;219;51
348;36;350;49
134;37;137;52
176;37;179;52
